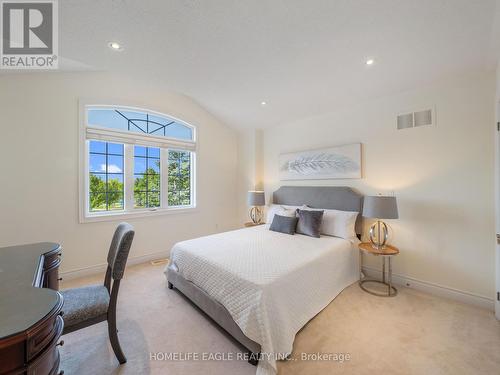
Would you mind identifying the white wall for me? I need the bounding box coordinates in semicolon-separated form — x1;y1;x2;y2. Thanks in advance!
261;73;496;301
496;63;500;317
0;72;239;274
236;128;264;223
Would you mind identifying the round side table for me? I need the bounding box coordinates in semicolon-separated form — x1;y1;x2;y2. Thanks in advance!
358;242;399;297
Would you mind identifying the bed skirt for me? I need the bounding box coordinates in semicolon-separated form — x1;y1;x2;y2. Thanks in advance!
166;264;262;356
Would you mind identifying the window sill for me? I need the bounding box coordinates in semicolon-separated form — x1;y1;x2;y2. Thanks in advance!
80;206;197;223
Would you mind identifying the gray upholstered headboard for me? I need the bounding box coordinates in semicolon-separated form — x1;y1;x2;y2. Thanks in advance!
272;186;364;235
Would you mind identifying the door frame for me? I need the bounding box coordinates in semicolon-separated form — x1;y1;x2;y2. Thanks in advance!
496;100;500;320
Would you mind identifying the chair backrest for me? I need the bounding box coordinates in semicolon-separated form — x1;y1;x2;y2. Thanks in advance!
106;222;135;282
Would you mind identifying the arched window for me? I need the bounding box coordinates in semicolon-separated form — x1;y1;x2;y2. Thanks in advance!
80;104;196;221
87;108;194;140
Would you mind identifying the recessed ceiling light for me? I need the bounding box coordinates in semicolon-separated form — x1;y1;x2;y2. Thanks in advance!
366;58;374;65
261;101;267;106
108;42;123;51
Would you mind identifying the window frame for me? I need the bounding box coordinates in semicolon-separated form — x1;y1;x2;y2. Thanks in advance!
133;145;161;210
88;141;125;212
79;101;198;223
166;148;194;207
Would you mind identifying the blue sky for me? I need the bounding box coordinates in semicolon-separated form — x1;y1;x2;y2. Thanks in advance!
89;142;160;180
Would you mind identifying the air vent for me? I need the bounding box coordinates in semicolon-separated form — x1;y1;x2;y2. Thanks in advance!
397;108;435;130
414;109;432;127
397;113;413;130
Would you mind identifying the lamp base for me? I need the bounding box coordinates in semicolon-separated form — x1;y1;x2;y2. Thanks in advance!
369;220;389;249
249;207;263;224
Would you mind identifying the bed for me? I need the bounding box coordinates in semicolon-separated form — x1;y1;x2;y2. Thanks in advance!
165;186;363;375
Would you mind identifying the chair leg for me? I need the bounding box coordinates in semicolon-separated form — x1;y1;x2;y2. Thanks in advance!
108;317;127;364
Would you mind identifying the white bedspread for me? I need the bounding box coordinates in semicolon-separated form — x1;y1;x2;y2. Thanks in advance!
166;225;359;375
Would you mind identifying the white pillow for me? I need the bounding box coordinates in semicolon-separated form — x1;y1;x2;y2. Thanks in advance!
265;204;300;223
301;205;358;240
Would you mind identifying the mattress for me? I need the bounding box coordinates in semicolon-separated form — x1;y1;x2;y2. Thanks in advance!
166;225;359;375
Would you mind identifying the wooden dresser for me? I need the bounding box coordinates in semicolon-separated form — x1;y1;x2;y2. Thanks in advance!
0;243;64;375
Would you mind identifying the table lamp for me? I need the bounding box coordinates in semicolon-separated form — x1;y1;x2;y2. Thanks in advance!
362;196;399;249
247;191;265;224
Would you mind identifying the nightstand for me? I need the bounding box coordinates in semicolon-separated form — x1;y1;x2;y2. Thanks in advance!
244;222;265;227
358;242;399;297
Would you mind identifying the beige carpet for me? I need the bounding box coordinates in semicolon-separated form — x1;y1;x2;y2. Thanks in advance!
60;263;500;375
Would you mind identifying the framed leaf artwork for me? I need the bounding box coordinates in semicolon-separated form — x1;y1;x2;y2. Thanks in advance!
279;144;362;180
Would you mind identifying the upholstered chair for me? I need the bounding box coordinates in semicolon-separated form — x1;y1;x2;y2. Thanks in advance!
61;223;135;364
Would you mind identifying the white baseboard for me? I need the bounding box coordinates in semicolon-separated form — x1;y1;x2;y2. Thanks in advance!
362;266;494;311
60;254;494;310
60;250;169;280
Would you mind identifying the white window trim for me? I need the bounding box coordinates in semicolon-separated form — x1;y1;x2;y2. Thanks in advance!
79;100;198;223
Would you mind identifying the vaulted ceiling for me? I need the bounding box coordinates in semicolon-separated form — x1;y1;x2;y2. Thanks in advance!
45;1;500;128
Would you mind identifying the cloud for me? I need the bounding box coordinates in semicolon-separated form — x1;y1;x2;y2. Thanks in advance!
100;164;122;173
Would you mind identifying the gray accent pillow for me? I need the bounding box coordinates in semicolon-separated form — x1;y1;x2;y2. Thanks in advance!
269;214;298;235
296;209;324;238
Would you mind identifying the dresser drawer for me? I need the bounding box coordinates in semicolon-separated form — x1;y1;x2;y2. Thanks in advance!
27;339;60;375
27;315;63;362
0;340;25;374
0;243;63;375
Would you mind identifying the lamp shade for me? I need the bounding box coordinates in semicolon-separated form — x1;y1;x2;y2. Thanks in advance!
362;196;398;219
247;191;265;206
